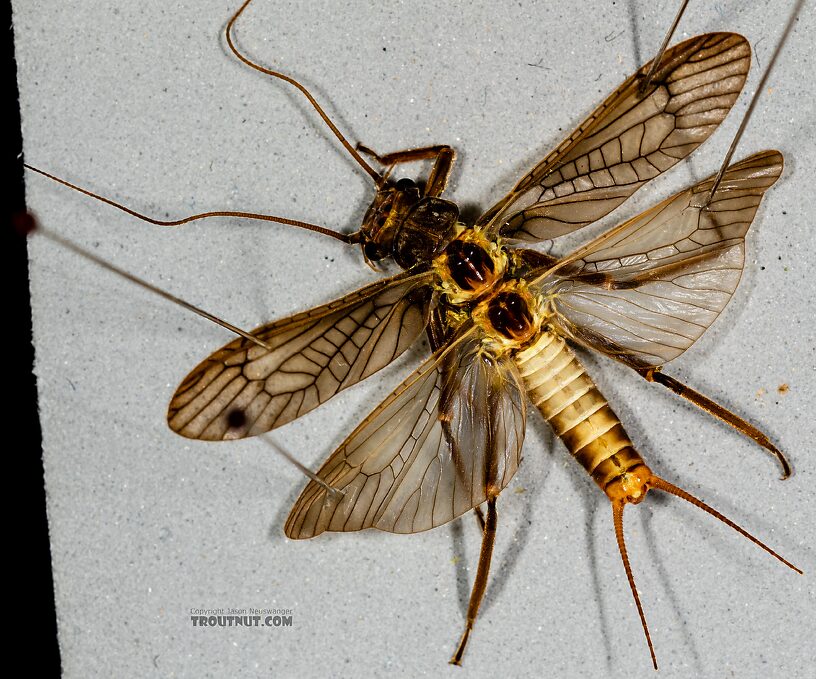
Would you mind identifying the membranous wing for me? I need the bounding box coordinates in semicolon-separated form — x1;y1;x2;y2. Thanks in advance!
478;33;750;242
285;332;526;538
534;151;783;368
168;270;435;440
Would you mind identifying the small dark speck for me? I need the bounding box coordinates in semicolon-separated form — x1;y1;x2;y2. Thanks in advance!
227;408;247;429
760;266;765;270
778;255;782;260
782;211;787;215
527;57;550;70
382;47;387;52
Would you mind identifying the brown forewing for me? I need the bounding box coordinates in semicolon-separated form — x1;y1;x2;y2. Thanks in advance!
478;33;751;242
168;269;435;440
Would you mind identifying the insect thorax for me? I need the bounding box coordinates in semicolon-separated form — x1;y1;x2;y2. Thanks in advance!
433;226;508;302
431;227;549;353
471;280;542;353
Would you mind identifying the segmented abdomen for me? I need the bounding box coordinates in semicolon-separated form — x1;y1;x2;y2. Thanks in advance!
515;331;643;492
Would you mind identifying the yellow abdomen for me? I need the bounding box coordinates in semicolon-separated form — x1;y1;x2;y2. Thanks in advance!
515;331;648;498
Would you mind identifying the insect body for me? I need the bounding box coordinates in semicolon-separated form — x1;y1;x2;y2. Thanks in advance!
20;0;809;674
282;149;798;667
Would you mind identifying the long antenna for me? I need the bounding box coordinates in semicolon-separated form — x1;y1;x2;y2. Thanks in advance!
19;213;272;351
706;0;804;204
638;0;690;95
226;0;382;185
24;164;356;244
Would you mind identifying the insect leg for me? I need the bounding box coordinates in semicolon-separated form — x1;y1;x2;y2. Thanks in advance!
356;144;456;196
355;143;452;166
473;505;486;532
439;353;473;488
636;367;791;479
637;0;689;95
26;221;272;350
427;310;486;533
449;496;498;666
705;0;804;203
436;345;488;533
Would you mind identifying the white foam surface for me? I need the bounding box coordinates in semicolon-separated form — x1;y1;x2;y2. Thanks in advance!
15;1;815;677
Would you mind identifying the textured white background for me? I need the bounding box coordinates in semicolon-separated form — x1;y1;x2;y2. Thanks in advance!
15;0;815;677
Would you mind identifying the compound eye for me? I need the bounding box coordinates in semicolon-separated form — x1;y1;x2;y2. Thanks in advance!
363;241;384;261
395;177;416;191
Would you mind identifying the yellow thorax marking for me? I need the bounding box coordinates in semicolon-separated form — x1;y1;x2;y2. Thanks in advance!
432;225;508;304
